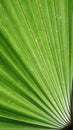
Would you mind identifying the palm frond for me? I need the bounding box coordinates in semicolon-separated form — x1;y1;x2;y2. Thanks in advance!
0;0;73;129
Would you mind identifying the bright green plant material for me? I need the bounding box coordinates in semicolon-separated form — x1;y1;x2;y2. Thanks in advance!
0;0;73;129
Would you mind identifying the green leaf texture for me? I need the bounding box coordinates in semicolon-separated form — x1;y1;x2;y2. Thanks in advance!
0;0;73;129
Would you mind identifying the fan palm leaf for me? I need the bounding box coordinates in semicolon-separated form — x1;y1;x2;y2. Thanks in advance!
0;0;73;129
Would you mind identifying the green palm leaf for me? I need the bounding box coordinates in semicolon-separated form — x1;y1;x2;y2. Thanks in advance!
0;0;73;129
